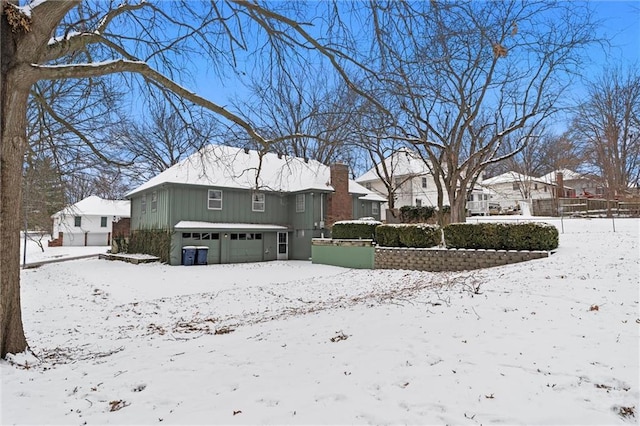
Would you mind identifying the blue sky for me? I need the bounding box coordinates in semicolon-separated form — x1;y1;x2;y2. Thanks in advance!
155;1;639;135
589;0;639;67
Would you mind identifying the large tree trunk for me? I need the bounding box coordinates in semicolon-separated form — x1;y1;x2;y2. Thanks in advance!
0;75;30;357
1;6;31;356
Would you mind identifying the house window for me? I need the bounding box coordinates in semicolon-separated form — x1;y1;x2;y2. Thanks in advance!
208;189;222;210
252;192;265;212
544;186;548;192
395;177;403;189
296;194;305;212
141;195;146;214
415;199;422;207
512;182;519;191
365;182;372;190
372;203;379;215
100;217;108;227
534;183;538;190
296;229;305;238
74;216;82;227
151;191;157;212
422;177;427;188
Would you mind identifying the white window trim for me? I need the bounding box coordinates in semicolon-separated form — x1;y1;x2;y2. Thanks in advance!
208;189;223;210
296;194;305;212
252;192;265;212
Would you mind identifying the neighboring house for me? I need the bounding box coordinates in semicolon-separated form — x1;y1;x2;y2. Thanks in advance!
49;195;130;247
480;171;557;211
355;148;487;217
539;169;601;198
126;144;386;265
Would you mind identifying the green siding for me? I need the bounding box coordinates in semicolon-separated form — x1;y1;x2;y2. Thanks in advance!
132;184;338;263
311;241;375;269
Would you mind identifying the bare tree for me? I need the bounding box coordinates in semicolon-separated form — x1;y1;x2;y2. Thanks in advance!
114;102;222;185
0;0;371;357
571;67;640;198
365;1;599;223
233;68;362;168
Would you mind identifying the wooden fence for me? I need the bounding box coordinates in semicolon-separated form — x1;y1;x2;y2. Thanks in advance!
532;198;640;217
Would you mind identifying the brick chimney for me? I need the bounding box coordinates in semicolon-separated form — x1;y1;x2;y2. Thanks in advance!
326;163;352;227
556;171;564;198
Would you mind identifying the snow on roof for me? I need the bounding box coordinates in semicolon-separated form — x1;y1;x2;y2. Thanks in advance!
349;181;388;202
127;144;387;202
538;169;585;184
52;195;130;218
127;145;333;197
175;221;288;231
356;148;430;183
482;171;547;186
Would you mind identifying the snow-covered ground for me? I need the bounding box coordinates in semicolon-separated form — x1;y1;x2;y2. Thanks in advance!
2;217;639;425
19;234;109;265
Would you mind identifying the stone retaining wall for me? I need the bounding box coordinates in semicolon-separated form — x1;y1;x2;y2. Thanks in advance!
375;247;550;272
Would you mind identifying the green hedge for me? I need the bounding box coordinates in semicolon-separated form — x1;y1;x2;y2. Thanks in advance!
375;224;401;247
127;229;171;263
332;220;381;240
443;222;558;251
375;224;441;248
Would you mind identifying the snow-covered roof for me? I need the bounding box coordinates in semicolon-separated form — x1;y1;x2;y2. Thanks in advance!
175;221;288;231
349;181;388;202
482;171;547;186
52;195;130;218
127;145;385;202
538;169;585;184
356;148;430;183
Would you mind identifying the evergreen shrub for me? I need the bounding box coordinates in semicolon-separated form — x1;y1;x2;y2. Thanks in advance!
332;220;381;240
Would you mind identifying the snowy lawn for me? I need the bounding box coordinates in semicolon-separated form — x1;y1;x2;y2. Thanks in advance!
2;218;638;425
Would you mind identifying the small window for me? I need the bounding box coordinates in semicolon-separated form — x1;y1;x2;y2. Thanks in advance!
365;182;372;190
296;194;305;212
544;186;548;192
182;233;191;239
422;177;427;188
252;192;265;212
100;217;108;227
238;233;247;240
211;233;220;240
372;203;379;215
192;233;201;240
201;233;210;240
74;216;82;227
512;182;519;191
415;199;422;207
395;177;402;189
254;233;262;240
246;233;254;240
151;191;158;212
230;233;238;240
208;189;222;210
141;195;146;214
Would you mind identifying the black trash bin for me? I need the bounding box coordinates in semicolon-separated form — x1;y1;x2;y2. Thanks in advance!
195;246;209;265
182;246;197;266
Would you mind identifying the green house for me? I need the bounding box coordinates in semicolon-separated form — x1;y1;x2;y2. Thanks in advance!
126;144;386;265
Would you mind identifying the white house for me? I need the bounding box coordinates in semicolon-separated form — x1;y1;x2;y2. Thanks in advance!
355;148;488;218
539;169;601;198
481;171;558;213
50;195;130;246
